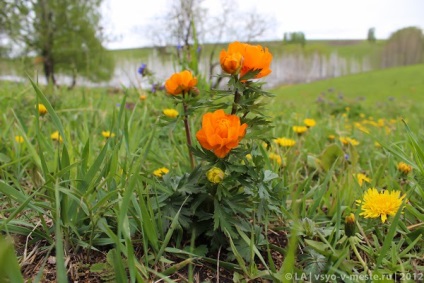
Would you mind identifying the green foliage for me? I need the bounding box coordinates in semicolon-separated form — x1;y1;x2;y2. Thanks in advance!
283;31;307;46
382;26;424;68
1;0;114;85
1;45;424;281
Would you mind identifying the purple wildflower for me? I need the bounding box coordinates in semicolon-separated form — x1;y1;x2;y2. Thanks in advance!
138;63;147;76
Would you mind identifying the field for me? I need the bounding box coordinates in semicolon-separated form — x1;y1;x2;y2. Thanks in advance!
1;49;424;282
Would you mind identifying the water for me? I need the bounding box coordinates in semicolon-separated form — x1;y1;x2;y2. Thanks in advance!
0;51;373;89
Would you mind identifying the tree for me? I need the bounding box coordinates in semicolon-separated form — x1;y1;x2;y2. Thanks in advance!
381;26;424;68
0;0;114;87
283;32;306;46
367;27;376;43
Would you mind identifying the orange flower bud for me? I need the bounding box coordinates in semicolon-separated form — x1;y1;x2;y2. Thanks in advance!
219;50;243;75
165;70;197;95
221;41;272;79
196;109;247;158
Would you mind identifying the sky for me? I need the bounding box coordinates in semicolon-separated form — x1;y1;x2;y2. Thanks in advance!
102;0;424;50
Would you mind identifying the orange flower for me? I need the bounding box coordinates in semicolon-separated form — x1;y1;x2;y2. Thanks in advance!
220;50;243;75
165;70;197;95
220;41;272;79
196;109;247;158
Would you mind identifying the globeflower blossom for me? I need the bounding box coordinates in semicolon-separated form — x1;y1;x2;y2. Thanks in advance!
356;188;406;223
196;109;247;158
220;41;272;79
165;70;197;95
220;51;243;75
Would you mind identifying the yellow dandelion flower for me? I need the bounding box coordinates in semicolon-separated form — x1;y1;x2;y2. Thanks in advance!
339;137;359;146
292;125;308;135
328;134;336;141
37;104;48;116
153;167;169;177
102;131;115;138
356;173;371;186
15;135;24;143
274;137;296;147
269;153;282;165
139;94;147;101
303;118;316;128
356;188;406;223
163;108;179;118
206;167;225;184
50;131;63;143
397;162;412;175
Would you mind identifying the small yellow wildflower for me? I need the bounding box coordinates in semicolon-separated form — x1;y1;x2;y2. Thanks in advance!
292;126;308;135
102;131;115;138
37;104;48;116
356;173;371;186
139;94;147;101
269;153;282;165
245;154;252;160
339;137;359;146
397;162;412;175
274;137;296;147
163;108;179;118
153;167;169;177
50;131;63;143
303;118;316;128
328;134;335;141
356;188;406;223
15;135;24;143
206;167;225;184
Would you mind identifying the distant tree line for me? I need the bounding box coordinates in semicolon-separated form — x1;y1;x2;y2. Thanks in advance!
283;32;306;46
381;26;424;68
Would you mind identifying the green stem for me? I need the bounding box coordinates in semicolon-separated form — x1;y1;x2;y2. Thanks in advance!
231;88;241;115
182;92;195;169
349;237;371;276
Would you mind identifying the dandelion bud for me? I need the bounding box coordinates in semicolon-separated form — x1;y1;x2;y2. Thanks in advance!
397;162;412;175
37;104;48;116
219;51;243;75
206;167;225;184
191;87;200;97
344;213;356;237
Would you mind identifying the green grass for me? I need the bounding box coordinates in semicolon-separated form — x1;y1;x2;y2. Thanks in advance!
1;61;424;281
272;63;424;110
